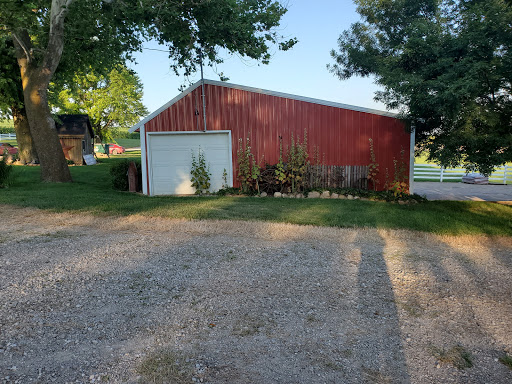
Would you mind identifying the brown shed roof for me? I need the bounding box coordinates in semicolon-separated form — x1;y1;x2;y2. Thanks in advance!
55;114;94;138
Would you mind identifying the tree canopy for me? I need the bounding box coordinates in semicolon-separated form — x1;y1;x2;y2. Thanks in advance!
52;65;148;142
1;0;295;181
0;36;20;114
330;0;512;174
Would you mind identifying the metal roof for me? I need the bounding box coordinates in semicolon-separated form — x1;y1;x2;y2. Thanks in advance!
129;79;397;133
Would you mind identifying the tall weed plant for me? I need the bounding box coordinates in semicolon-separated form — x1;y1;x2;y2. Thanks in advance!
389;147;409;195
191;148;211;194
237;137;260;193
286;132;309;193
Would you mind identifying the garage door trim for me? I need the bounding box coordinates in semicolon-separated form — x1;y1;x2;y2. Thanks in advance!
146;130;232;196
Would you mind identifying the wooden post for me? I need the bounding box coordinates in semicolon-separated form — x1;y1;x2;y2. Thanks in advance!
128;161;138;192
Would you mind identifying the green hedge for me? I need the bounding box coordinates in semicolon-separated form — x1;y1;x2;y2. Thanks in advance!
114;127;140;140
0;158;14;188
110;159;142;191
0;127;15;134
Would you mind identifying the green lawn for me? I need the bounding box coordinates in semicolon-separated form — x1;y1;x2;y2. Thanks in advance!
0;119;14;128
0;139;17;146
1;138;139;150
114;138;140;148
1;155;511;236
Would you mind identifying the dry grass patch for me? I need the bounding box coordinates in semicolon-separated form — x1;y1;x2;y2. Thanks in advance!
137;350;193;384
232;315;268;337
361;366;392;383
431;345;474;369
499;354;512;370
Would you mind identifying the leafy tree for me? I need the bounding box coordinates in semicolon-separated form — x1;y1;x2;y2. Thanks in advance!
0;0;137;166
330;0;512;174
1;0;295;182
1;0;142;181
53;65;148;142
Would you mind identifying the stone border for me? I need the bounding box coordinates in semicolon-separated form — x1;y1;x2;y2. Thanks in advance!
260;190;419;204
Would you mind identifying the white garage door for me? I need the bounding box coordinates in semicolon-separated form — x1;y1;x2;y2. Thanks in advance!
148;132;232;195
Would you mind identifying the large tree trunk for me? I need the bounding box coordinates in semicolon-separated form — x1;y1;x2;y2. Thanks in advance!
12;105;39;164
12;0;74;182
20;70;71;182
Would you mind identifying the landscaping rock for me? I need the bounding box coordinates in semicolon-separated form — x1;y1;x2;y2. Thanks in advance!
339;195;346;199
398;200;407;205
347;195;354;200
274;192;282;198
260;192;268;197
281;193;287;198
354;196;360;200
296;193;304;199
331;193;339;199
308;191;321;198
320;191;331;199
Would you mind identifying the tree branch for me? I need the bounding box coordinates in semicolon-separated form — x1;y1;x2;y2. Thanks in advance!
11;32;30;64
42;0;75;76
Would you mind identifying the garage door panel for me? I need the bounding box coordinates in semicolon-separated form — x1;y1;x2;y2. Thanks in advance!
148;133;231;195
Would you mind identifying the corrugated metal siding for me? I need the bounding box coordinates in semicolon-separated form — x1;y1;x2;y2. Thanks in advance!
144;84;410;190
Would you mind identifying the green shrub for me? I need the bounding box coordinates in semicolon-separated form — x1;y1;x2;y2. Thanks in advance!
110;159;142;191
0;157;14;188
216;187;241;196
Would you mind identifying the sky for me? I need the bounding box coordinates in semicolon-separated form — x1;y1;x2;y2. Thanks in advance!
127;1;385;114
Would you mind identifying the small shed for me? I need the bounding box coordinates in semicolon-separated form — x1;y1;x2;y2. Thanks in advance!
130;80;413;196
56;114;94;165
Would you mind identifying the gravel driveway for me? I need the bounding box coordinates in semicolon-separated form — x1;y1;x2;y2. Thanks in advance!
1;205;512;383
413;182;512;201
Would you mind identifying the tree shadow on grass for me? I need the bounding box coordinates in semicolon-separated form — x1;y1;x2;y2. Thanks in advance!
1;165;512;236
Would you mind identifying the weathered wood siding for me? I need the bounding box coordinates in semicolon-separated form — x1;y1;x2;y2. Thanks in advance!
306;165;369;189
59;131;92;165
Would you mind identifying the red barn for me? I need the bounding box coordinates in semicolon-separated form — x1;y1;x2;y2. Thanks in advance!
130;80;413;196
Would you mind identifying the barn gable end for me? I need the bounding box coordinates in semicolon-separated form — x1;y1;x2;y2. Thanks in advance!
132;80;411;196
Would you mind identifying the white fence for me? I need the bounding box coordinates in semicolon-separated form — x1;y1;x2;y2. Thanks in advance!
414;164;512;184
0;133;16;140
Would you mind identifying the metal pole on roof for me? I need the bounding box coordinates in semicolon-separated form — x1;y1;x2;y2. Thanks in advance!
199;49;207;132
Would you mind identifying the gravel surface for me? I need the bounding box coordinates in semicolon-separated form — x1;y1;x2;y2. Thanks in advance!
1;205;512;383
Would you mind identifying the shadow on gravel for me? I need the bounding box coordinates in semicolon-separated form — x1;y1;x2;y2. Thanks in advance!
354;231;411;383
2;214;512;383
379;231;512;384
